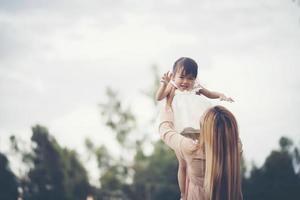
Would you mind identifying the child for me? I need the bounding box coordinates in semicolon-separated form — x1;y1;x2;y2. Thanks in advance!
155;57;233;199
156;57;233;133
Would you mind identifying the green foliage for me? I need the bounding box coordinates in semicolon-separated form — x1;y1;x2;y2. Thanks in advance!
95;82;181;199
279;137;293;152
24;125;66;200
0;153;19;200
142;65;161;106
3;67;300;200
62;149;91;200
129;141;180;200
243;136;300;200
21;125;91;200
95;145;111;170
99;87;136;146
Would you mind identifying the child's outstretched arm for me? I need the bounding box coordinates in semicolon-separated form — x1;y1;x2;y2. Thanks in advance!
155;72;173;101
197;87;234;102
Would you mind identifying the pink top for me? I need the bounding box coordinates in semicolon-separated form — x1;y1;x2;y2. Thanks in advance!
159;107;206;200
158;107;243;200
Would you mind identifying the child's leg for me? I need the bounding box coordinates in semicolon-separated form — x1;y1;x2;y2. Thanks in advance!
175;151;186;199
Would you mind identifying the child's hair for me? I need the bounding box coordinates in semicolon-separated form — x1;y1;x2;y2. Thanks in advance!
172;57;198;78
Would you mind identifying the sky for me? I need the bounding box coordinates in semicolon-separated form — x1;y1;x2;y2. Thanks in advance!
1;0;300;183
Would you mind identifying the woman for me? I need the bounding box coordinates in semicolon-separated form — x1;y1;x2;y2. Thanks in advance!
158;86;243;200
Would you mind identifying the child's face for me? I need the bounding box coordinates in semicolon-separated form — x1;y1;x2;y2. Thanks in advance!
173;67;196;91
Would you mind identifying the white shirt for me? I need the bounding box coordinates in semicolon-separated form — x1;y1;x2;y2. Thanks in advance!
172;85;212;133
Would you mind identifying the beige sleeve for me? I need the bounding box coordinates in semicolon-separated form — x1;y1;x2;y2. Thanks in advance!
158;107;197;154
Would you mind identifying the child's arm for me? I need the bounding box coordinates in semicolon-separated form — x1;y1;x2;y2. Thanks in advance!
197;87;234;102
155;72;173;101
155;82;171;101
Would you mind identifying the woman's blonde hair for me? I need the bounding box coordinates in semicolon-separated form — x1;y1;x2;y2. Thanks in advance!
200;106;242;200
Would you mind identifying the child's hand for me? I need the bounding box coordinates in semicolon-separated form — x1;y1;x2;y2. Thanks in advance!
219;94;234;103
160;71;173;85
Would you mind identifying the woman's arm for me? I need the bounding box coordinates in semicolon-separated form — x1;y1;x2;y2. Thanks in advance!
158;85;184;150
158;107;184;150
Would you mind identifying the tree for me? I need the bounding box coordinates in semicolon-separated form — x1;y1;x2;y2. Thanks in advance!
130;141;180;200
243;136;300;200
94;87;138;199
23;125;67;200
21;125;90;200
62;149;91;200
99;87;136;146
0;153;19;200
94;66;182;199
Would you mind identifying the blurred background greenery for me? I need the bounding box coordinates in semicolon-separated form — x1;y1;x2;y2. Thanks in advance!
1;67;300;200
